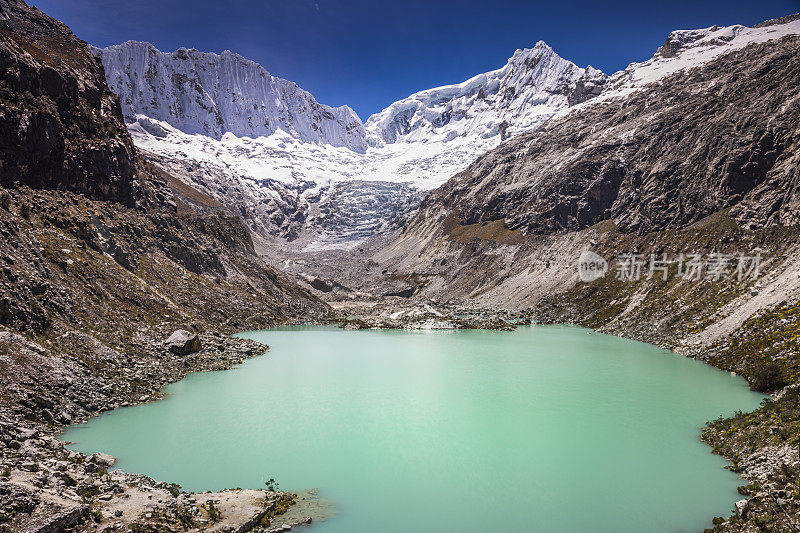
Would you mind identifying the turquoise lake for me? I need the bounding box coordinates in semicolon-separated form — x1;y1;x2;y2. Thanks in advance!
63;325;765;532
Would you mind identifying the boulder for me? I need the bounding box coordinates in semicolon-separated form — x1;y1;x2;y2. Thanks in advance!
58;472;78;487
165;330;202;356
15;427;39;440
27;504;88;533
90;452;116;467
734;499;749;518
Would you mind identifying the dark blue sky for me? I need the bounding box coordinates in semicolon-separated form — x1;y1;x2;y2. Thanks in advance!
35;0;800;119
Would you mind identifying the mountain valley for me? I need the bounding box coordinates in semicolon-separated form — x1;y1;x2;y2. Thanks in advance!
1;1;800;531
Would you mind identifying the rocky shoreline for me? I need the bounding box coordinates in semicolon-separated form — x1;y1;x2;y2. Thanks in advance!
0;326;331;533
1;0;798;529
329;296;800;532
1;289;795;532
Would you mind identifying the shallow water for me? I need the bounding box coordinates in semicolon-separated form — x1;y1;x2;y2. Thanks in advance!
64;326;764;532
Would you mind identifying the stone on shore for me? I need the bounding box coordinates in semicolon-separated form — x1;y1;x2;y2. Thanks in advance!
90;452;116;467
734;499;749;518
165;330;202;356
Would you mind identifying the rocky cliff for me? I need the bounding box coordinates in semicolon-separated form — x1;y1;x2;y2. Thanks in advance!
0;0;136;203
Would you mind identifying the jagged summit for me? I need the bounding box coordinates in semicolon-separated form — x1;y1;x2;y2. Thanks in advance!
364;39;606;146
98;40;368;151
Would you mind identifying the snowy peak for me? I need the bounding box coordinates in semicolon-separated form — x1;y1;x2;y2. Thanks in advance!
94;14;800;247
602;15;800;97
364;40;607;146
98;40;368;151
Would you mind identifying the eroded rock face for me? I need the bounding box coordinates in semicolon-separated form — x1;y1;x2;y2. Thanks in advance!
0;0;136;203
422;35;800;235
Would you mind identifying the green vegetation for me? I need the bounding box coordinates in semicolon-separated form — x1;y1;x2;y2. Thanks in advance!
442;211;525;244
201;500;222;523
710;301;800;391
259;492;298;528
750;362;789;393
737;484;758;496
175;507;200;529
165;483;182;498
752;513;778;531
704;389;800;460
77;484;101;502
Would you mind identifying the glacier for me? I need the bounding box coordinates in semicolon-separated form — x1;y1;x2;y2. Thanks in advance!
95;16;800;247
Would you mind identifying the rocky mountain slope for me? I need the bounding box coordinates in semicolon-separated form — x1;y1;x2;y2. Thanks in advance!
423;31;800;235
0;0;136;202
95;16;800;250
378;20;800;371
0;1;328;530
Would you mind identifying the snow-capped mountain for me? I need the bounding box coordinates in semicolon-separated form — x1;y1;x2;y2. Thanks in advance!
95;15;800;247
365;41;606;147
598;16;800;101
99;41;367;151
97;40;602;246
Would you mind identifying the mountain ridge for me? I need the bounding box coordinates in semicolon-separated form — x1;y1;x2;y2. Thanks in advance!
93;37;611;245
97;40;368;150
94;15;800;248
0;0;136;203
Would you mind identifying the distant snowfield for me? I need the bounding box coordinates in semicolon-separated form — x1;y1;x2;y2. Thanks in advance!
104;16;800;247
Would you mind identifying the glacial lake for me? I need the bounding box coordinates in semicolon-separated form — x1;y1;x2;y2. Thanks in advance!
63;325;764;532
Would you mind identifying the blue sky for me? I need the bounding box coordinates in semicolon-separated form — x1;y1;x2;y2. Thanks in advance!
36;0;800;119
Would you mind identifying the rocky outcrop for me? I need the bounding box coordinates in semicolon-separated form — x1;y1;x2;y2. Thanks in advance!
0;0;136;203
420;35;800;235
